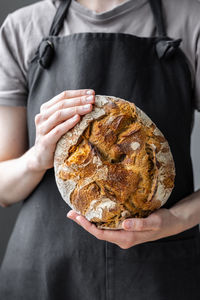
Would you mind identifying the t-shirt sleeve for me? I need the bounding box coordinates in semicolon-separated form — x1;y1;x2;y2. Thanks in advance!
0;15;28;107
194;35;200;112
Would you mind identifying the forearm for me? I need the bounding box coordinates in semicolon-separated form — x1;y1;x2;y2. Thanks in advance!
170;189;200;231
0;147;46;207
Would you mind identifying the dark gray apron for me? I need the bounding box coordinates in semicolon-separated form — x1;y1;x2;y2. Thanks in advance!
0;0;200;299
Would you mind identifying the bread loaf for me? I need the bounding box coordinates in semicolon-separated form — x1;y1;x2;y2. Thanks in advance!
54;95;175;229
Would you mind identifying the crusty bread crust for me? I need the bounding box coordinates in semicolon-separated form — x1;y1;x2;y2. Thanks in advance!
54;95;175;229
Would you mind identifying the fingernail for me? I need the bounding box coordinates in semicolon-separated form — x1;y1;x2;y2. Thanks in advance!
124;220;132;229
67;211;73;218
86;90;94;95
71;114;79;121
83;104;91;111
86;95;94;103
76;216;82;223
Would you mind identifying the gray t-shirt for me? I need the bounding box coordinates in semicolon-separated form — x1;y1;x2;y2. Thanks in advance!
0;0;200;110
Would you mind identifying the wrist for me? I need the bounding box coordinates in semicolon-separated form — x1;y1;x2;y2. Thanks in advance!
169;206;188;234
169;191;200;232
20;147;47;175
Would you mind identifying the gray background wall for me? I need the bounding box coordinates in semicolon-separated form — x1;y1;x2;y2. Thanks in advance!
0;0;200;266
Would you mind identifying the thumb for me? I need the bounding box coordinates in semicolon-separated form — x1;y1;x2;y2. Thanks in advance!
122;214;161;231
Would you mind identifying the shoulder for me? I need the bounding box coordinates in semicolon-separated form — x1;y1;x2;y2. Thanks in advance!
0;0;58;75
163;0;200;13
163;0;200;33
163;0;200;111
163;0;200;72
4;0;57;36
8;0;56;19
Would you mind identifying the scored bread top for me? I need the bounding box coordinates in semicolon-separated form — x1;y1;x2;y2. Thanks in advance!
54;95;175;229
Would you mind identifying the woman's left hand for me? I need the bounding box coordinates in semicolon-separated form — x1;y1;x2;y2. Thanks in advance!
67;207;185;249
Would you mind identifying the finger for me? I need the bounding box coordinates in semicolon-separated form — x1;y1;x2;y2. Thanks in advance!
39;104;92;135
67;211;134;245
67;211;112;240
67;211;105;236
43;114;80;144
75;215;133;245
40;89;95;112
42;95;95;119
122;214;162;232
67;210;80;219
67;210;82;225
67;211;156;248
67;210;106;229
67;211;154;248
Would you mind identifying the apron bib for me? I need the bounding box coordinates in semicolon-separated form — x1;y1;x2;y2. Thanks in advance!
0;0;200;299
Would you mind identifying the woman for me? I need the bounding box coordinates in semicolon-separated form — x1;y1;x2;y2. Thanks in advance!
0;0;200;299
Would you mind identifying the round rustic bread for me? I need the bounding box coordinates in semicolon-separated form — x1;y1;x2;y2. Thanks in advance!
54;95;175;229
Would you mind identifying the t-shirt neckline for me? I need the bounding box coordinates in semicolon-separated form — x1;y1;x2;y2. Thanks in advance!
70;0;148;22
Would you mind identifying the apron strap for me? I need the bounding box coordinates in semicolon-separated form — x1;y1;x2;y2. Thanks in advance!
148;0;166;37
148;0;182;59
49;0;72;36
36;0;72;68
37;0;182;68
52;0;166;38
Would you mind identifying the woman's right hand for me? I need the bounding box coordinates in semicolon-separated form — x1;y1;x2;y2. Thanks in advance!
29;89;95;172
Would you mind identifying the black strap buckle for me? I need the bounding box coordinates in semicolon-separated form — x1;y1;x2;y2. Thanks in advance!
156;38;182;59
38;39;55;69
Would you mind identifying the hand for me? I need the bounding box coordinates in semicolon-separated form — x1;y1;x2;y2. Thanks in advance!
67;208;185;249
28;89;95;172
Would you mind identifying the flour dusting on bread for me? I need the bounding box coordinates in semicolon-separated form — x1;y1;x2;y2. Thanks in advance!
54;95;175;229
